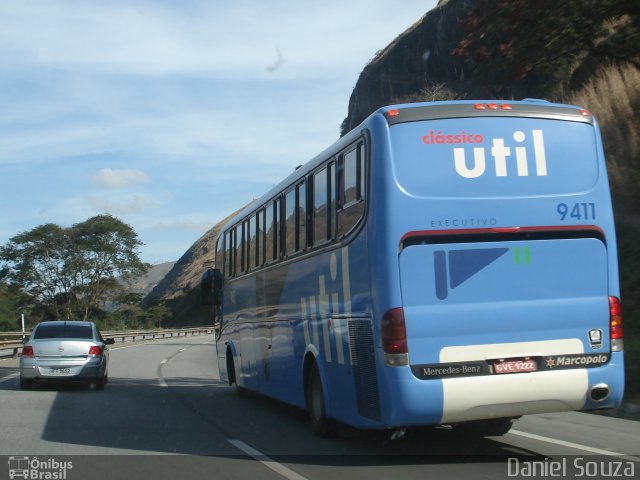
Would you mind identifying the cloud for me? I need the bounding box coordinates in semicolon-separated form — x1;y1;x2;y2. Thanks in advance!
87;193;155;215
149;216;214;233
94;168;150;189
0;1;431;80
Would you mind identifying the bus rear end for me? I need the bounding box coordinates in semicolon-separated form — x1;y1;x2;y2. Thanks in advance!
375;101;623;430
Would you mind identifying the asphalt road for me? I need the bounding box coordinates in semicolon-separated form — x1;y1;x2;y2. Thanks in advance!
0;334;638;480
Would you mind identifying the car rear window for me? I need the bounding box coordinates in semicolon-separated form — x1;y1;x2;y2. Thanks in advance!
33;324;93;340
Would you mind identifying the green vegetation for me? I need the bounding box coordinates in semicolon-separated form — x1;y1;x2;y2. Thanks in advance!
0;214;167;331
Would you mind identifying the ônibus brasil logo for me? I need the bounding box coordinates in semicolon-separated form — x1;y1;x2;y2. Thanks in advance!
423;129;548;179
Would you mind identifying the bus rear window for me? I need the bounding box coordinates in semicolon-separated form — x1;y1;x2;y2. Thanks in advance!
390;117;599;198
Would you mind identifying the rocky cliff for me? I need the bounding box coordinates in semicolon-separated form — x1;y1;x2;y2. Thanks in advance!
341;0;639;134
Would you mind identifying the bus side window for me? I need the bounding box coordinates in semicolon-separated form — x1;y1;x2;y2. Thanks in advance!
265;201;275;262
225;229;233;279
256;209;265;267
249;214;257;270
215;234;224;273
285;188;296;256
225;228;236;278
234;224;243;276
313;167;329;245
274;197;281;259
337;143;366;237
297;180;306;251
329;160;336;240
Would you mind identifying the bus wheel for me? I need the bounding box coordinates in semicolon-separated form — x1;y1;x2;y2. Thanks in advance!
454;417;516;437
306;363;334;437
227;349;250;398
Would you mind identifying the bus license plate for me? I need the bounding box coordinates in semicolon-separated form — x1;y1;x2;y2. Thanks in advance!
493;359;537;374
49;367;71;376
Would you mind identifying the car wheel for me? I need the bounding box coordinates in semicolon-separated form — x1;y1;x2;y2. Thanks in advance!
19;377;33;390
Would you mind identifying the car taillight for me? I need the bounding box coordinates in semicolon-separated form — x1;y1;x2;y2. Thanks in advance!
609;296;623;351
382;307;408;354
88;345;103;357
22;346;34;357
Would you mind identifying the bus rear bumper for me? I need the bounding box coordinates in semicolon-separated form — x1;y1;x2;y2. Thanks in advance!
380;353;624;427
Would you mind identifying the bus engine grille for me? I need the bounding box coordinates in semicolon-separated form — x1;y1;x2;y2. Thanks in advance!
348;318;381;421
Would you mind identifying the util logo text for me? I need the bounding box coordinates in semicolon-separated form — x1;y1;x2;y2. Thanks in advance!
453;130;547;179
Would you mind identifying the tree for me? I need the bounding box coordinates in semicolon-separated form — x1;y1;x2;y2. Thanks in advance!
0;215;148;321
71;215;148;320
0;224;75;319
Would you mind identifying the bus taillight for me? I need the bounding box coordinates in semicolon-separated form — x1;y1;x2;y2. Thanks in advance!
382;308;409;366
609;296;623;352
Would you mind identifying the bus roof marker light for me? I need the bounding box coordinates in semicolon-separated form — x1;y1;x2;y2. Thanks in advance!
487;103;499;110
474;103;486;110
580;109;590;117
501;104;512;110
386;109;400;117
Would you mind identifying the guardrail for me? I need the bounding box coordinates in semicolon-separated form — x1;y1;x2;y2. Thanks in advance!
0;326;216;358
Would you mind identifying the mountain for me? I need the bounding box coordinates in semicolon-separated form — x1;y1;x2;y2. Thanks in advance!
125;261;176;296
142;209;241;327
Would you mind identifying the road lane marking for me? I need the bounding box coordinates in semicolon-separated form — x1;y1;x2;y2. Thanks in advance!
228;440;308;480
510;430;630;457
0;373;18;385
158;358;170;387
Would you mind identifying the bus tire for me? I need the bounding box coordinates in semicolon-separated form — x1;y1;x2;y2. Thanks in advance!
454;417;515;437
227;349;250;398
306;363;334;437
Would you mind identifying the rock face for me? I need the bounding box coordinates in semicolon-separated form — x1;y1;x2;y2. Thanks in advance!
341;0;639;135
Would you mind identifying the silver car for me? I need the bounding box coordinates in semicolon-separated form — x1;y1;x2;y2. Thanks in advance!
19;321;115;390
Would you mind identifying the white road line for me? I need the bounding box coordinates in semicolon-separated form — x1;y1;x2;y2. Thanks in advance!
0;373;18;385
160;359;168;365
510;430;629;457
228;440;308;480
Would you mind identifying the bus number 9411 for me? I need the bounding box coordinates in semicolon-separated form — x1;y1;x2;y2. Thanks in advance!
557;202;596;221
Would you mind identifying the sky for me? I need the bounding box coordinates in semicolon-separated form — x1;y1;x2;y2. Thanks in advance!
0;0;438;264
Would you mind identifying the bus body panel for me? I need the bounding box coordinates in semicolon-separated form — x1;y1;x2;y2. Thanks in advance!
399;238;610;363
218;237;377;425
214;100;623;432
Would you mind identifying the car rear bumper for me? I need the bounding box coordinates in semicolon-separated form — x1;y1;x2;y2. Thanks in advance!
20;358;106;382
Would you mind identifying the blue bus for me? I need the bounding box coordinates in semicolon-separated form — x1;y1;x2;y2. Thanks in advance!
204;100;624;437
